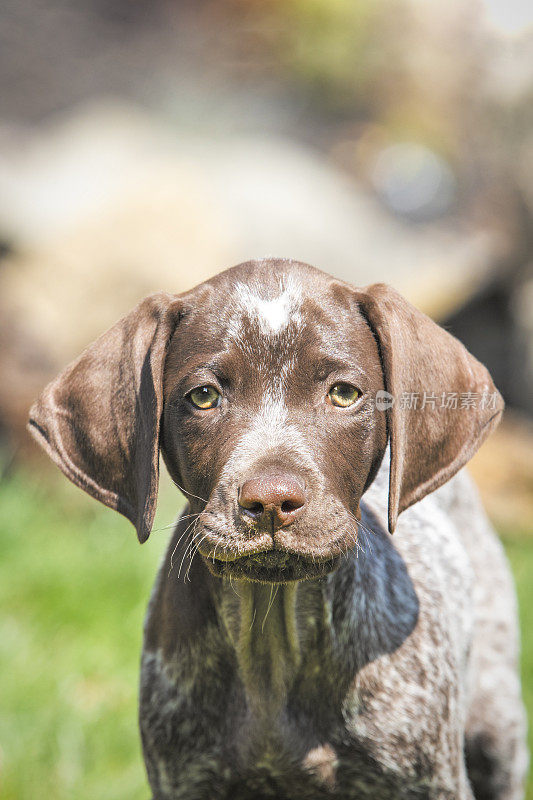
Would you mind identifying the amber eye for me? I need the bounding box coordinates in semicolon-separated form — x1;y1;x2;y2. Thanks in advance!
328;383;361;408
188;386;221;410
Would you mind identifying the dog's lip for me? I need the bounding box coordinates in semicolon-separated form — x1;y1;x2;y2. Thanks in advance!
197;536;335;566
195;523;352;566
196;530;275;562
198;534;341;582
204;550;340;583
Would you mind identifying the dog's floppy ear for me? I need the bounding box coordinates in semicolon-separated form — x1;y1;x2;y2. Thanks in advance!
352;283;504;533
28;293;181;542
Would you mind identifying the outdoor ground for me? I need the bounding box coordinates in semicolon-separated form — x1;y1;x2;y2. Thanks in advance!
0;468;531;799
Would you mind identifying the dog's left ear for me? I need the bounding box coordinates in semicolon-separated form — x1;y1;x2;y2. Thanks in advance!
351;283;504;533
28;293;181;542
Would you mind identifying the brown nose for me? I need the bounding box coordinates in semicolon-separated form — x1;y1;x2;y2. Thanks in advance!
238;474;307;529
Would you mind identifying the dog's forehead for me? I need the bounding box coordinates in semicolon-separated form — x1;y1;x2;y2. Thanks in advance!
224;273;303;343
173;261;377;377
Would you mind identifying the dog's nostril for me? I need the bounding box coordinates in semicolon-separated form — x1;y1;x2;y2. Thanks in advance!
281;500;302;513
246;501;264;516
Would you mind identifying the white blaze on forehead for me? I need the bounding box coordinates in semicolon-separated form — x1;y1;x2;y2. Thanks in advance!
254;293;291;332
229;275;303;338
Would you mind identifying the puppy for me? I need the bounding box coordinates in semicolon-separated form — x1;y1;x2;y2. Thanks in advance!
29;258;527;799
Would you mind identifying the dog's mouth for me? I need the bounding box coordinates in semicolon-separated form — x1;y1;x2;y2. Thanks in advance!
203;549;340;584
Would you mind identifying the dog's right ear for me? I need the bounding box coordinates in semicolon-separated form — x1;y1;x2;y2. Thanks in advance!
27;293;181;543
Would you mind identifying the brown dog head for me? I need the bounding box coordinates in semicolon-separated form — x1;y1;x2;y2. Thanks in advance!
28;258;503;582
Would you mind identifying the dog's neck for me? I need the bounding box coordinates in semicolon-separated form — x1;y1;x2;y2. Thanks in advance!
210;517;418;718
218;581;302;719
210;567;352;763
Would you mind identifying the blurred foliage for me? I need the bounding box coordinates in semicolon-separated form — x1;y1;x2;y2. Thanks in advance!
219;0;487;156
273;0;385;111
220;0;392;114
0;469;531;798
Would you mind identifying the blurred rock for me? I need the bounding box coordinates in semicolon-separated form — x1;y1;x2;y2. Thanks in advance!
0;101;517;454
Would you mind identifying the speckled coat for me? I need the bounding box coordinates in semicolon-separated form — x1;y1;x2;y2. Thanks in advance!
27;259;528;800
140;459;527;800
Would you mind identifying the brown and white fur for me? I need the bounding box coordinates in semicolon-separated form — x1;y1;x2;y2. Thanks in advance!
28;258;528;799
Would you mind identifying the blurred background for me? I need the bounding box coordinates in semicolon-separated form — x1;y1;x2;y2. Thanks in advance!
0;1;532;797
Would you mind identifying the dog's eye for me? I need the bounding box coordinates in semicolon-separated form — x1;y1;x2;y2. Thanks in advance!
328;383;361;408
188;386;221;410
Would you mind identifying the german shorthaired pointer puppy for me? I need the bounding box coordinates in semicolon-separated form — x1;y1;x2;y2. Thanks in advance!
28;258;527;799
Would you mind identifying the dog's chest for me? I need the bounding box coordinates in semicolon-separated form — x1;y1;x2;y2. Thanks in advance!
139;623;342;796
139;637;439;800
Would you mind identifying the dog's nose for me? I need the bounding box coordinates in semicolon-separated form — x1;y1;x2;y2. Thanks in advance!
238;475;307;529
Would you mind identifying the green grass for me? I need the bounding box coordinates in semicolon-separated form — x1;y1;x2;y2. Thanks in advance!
503;536;533;795
0;470;531;798
0;470;179;800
